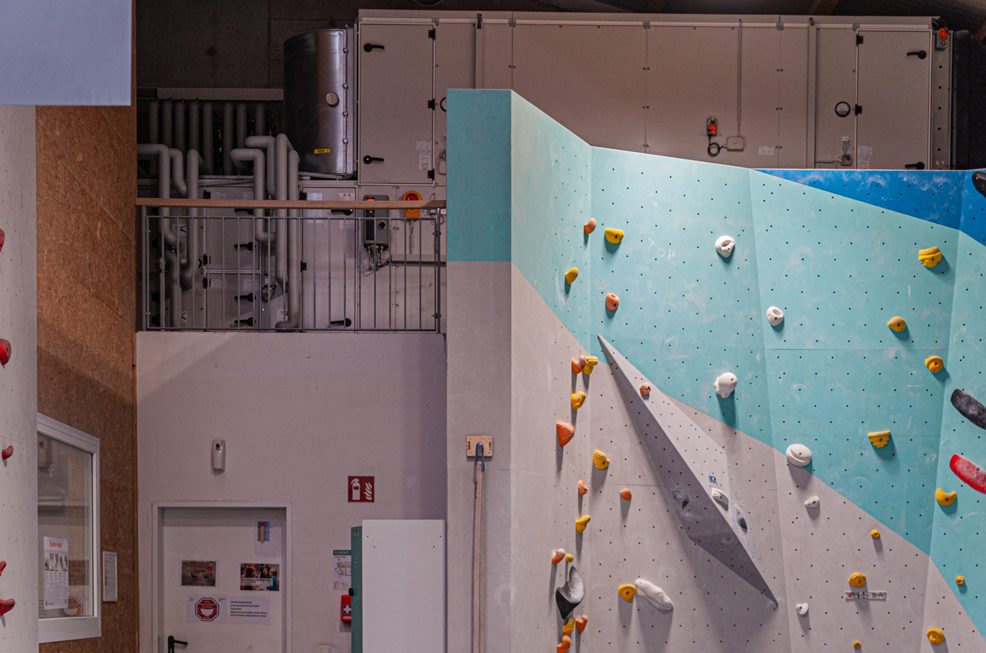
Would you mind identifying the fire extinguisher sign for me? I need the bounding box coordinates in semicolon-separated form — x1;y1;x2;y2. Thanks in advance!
348;476;375;503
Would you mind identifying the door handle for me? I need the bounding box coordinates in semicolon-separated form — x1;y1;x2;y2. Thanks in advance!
167;635;188;653
362;43;384;53
906;49;927;59
904;161;926;170
362;155;384;165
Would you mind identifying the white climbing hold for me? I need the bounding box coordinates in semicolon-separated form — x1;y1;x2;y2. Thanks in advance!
766;306;785;326
715;235;736;258
714;372;738;399
786;444;812;468
634;578;674;612
796;602;809;616
803;495;820;510
710;488;729;510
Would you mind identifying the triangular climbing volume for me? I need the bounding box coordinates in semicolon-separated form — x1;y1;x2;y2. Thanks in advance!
598;336;777;604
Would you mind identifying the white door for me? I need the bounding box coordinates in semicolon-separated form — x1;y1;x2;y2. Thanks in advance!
159;507;288;653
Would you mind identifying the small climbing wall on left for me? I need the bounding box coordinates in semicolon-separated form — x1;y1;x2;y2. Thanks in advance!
0;106;39;650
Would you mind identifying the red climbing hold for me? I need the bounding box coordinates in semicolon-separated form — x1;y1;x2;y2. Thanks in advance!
0;599;14;617
1;446;11;462
0;339;10;367
950;454;986;494
0;560;6;577
0;227;5;255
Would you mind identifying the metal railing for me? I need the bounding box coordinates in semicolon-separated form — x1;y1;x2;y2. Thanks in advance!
138;198;445;333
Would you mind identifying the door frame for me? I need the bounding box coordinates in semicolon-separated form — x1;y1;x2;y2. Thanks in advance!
150;501;293;653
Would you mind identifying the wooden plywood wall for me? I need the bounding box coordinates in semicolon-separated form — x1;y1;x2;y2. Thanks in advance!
36;106;137;651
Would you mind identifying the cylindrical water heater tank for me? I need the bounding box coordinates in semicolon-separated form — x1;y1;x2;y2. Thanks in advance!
283;28;355;177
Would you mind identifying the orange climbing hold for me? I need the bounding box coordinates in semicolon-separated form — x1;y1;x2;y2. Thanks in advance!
556;421;575;447
577;480;588;496
620;488;632;501
640;384;651;398
557;635;572;653
551;548;567;565
574;615;588;634
571;357;586;374
583;218;597;235
605;293;620;312
562;618;575;635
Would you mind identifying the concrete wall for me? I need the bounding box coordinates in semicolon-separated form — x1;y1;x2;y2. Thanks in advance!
0;106;38;650
447;90;986;652
35;105;139;653
136;331;447;653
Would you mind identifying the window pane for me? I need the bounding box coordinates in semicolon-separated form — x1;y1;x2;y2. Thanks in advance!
37;434;94;619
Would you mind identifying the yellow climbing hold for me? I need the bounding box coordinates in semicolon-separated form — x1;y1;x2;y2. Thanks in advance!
956;575;966;586
565;552;574;563
571;391;587;411
927;627;945;645
592;449;610;470
575;514;591;534
565;267;580;285
853;641;862;650
867;430;891;449
887;316;907;332
604;228;625;245
582;356;599;375
562;618;575;635
848;572;867;588
935;487;957;507
919;246;943;269
870;529;881;540
617;583;637;602
926;355;944;374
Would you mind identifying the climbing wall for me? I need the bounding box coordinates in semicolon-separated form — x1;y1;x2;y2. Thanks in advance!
0;106;39;649
447;90;986;653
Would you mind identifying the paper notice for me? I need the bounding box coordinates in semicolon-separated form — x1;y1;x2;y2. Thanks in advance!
43;536;69;610
228;595;271;625
332;549;352;592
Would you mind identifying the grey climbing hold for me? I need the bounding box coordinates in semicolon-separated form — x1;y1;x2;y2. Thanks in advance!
796;602;809;616
556;566;585;620
786;443;812;468
634;578;674;612
714;372;738;399
711;488;729;510
952;389;986;430
804;495;820;510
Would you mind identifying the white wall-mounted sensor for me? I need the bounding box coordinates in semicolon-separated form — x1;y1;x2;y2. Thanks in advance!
212;439;226;472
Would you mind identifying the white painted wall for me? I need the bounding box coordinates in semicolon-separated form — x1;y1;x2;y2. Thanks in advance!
137;332;447;653
0;105;38;649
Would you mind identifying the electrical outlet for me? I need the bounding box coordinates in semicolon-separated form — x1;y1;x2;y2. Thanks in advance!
466;435;493;459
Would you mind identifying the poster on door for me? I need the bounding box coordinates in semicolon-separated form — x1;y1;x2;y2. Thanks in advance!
348;475;375;503
228;595;271;625
240;563;280;591
43;536;69;610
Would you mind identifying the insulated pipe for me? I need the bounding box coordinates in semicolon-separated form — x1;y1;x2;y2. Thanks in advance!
254;103;266;136
188;101;200;155
245;135;276;196
161;100;173;148
137;143;180;327
230;148;271;243
180;150;202;289
175;101;186;154
222;102;234;175
276;148;302;330
202;102;214;174
148;101;160;145
236;102;248;150
169;149;187;197
274;134;290;291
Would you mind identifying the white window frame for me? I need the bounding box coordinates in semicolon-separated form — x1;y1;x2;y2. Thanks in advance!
37;413;101;643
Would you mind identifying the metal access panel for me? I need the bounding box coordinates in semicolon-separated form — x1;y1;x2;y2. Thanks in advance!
358;23;435;184
434;20;477;185
813;26;858;168
512;23;646;152
856;30;933;169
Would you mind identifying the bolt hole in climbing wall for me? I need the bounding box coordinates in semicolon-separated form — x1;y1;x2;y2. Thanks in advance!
446;90;986;653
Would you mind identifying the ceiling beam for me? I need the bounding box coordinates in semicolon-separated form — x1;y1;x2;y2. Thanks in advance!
807;0;841;15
